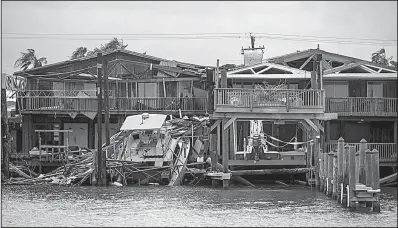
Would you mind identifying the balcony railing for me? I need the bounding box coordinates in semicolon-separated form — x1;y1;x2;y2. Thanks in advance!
325;97;397;116
18;90;208;113
214;88;324;112
326;142;397;163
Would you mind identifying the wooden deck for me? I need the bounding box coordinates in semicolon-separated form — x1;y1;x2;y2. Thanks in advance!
325;97;397;117
18;90;208;114
214;88;325;114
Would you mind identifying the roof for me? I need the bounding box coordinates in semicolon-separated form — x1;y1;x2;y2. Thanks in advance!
120;114;167;131
266;48;398;71
14;48;211;76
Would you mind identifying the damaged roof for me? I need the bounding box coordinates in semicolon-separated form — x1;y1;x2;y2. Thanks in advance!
13;48;213;77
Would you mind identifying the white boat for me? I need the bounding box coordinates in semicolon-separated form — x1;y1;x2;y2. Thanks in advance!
110;113;179;168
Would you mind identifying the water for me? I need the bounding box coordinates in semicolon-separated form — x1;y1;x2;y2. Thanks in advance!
1;184;397;227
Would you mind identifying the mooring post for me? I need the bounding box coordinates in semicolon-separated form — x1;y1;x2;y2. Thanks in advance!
319;149;324;191
337;137;344;202
365;149;372;187
323;152;328;193
222;118;230;190
359;138;367;185
365;149;373;208
348;146;356;209
370;149;380;212
314;126;320;188
327;152;333;196
332;152;338;200
355;152;359;184
342;145;350;207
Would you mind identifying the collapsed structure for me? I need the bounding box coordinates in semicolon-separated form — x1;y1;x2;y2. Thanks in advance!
3;42;397;189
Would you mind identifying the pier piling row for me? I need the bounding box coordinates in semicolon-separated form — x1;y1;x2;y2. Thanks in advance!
319;137;381;212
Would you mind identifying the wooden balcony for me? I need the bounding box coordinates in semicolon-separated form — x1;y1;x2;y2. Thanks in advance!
214;88;325;115
325;97;397;117
18;90;208;115
326;142;397;165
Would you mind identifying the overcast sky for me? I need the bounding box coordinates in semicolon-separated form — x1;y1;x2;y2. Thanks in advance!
1;1;397;74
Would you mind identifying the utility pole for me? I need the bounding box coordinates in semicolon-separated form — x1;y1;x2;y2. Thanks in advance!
103;59;110;147
103;58;110;187
96;53;105;186
1;86;10;179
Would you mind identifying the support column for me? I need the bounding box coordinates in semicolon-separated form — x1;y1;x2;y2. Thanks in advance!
229;120;236;161
22;114;34;154
88;118;95;149
222;118;230;189
337;137;344;202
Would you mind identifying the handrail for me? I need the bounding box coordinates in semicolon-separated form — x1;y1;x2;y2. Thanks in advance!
214;88;324;109
325;97;397;116
18;96;208;112
18;90;112;97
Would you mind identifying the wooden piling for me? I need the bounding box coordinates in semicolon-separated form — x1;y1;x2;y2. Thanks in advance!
365;149;372;187
370;149;380;212
355;151;359;184
221;118;230;190
359;138;367;185
314;125;320;188
348;146;356;209
365;149;373;207
332;152;338;200
323;152;327;193
327;152;333;196
342;145;349;207
319;150;324;191
337;137;344;202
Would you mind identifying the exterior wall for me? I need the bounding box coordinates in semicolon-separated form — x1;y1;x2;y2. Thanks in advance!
63;123;89;148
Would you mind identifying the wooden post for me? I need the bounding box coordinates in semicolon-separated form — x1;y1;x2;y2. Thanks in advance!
314;125;320;189
319;149;324;191
359;138;367;185
332;152;338;200
96;53;105;186
337;137;344;202
370;149;380;212
343;145;349;186
104;59;110;147
365;149;373;208
355;152;360;184
327;152;333;196
348;146;356;209
1;88;10;178
222;118;230;189
342;145;349;207
229;121;235;161
323;152;328;193
365;149;372;187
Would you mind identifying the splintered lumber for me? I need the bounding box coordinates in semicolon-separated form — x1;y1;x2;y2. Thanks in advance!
231;168;314;176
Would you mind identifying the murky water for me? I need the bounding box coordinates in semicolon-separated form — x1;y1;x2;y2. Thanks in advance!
1;184;397;227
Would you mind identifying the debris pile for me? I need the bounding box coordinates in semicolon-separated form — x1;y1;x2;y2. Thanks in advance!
3;116;210;186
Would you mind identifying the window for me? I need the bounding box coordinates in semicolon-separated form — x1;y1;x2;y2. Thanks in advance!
367;82;383;98
323;82;348;98
288;84;298;90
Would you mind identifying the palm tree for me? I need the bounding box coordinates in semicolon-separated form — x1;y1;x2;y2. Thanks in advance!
14;49;47;70
86;38;128;56
371;48;392;66
70;47;88;60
